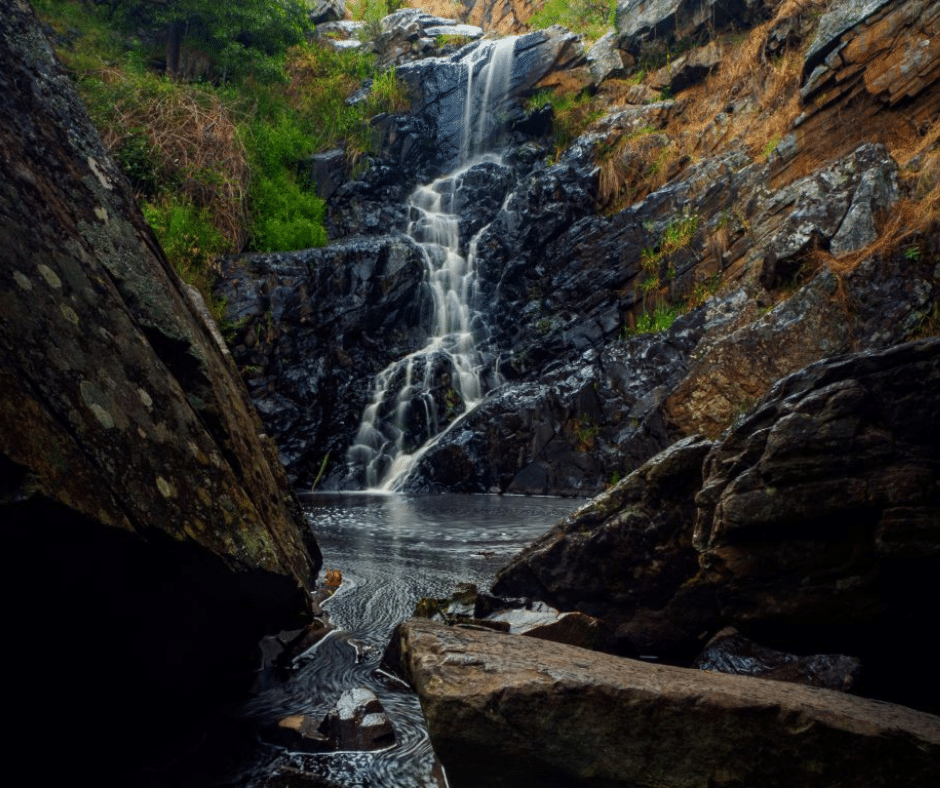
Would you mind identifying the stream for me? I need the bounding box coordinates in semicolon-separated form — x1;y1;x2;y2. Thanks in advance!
233;492;582;787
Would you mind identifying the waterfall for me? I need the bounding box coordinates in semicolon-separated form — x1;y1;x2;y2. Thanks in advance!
347;37;517;491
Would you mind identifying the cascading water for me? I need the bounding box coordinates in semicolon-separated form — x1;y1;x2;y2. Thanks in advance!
347;37;517;491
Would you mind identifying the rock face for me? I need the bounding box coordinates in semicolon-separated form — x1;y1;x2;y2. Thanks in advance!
396;28;586;170
0;4;319;781
616;0;773;60
775;0;940;184
389;619;940;788
496;337;940;711
217;235;427;487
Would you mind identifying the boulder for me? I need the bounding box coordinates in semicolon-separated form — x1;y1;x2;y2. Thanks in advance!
309;0;346;25
586;31;626;85
390;619;940;788
265;687;395;753
616;0;772;61
317;687;396;751
694;336;940;709
493;435;716;655
0;3;319;782
693;627;864;691
496;336;940;711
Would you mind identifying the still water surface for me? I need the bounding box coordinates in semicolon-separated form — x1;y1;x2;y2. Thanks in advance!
235;492;583;787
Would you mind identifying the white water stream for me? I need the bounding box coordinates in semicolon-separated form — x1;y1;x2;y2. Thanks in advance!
348;38;518;491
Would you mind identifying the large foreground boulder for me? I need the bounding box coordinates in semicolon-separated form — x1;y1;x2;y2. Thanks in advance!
0;4;319;782
495;337;940;711
390;619;940;788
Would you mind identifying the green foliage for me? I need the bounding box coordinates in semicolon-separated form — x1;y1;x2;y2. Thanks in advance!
248;171;328;252
143;197;228;281
760;134;781;160
282;44;396;152
241;112;327;252
528;0;616;43
104;0;310;83
627;305;683;336
527;88;605;156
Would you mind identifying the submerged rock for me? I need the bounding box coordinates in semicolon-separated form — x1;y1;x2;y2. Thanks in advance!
389;619;940;788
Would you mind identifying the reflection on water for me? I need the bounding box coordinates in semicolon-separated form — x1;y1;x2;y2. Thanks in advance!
235;493;582;787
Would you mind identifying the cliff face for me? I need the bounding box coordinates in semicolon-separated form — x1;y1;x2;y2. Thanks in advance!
0;3;319;780
226;0;940;495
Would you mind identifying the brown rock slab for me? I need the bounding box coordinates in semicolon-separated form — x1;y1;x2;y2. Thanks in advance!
393;619;940;788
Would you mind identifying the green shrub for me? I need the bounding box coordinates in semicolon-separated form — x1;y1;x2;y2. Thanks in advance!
627;305;683;335
528;0;616;43
527;88;605;156
248;172;327;252
143;198;229;279
240;112;328;252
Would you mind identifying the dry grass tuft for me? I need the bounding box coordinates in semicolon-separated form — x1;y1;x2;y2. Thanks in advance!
98;72;249;251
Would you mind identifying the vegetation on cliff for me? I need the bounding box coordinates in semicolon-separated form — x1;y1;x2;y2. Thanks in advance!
33;0;406;315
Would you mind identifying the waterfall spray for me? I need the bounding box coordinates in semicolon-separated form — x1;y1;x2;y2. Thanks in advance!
347;38;517;490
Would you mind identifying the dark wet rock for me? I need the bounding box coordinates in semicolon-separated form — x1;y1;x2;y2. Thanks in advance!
587;31;626;85
396;28;586;170
0;4;319;782
390;619;940;788
318;688;396;751
493;435;715;655
304;148;347;203
215;235;427;487
694;337;940;710
402;316;707;496
616;0;773;62
647;41;721;93
324;113;443;239
309;0;346;25
694;627;864;691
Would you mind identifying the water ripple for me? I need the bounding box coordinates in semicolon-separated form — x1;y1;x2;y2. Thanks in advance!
231;493;581;787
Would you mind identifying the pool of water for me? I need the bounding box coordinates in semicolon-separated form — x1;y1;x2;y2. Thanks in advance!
231;492;583;787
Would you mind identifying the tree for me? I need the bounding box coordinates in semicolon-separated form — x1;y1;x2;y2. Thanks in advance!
101;0;311;81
